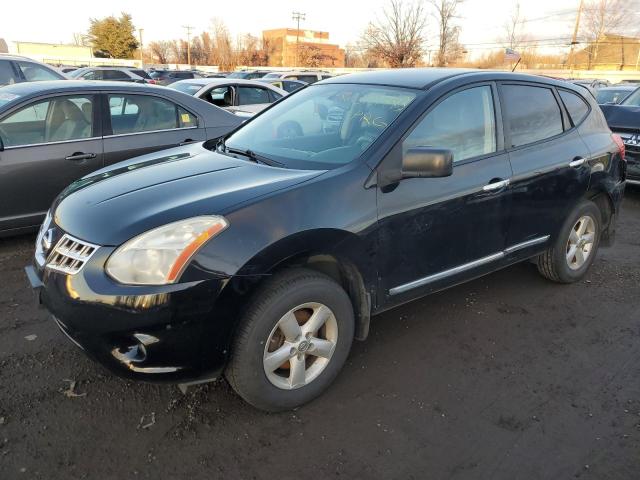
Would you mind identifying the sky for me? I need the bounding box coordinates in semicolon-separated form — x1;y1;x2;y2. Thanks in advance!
2;0;587;57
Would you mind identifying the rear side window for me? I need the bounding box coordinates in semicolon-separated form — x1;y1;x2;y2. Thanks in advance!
237;86;270;105
559;90;589;125
130;69;151;79
108;94;196;135
404;85;497;163
0;61;19;86
502;85;563;148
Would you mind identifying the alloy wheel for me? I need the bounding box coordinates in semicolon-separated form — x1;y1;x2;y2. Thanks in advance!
263;302;338;390
566;215;596;270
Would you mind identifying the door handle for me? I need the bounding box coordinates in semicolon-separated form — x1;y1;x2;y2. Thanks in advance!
569;157;586;168
65;152;96;161
482;179;510;192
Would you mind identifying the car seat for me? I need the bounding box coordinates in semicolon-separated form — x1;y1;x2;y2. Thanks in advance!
47;99;91;142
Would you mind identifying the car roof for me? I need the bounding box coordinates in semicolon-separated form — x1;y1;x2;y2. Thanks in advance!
172;78;282;88
0;54;42;62
0;80;163;97
319;68;577;90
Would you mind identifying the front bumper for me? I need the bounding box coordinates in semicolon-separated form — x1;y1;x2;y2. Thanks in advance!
25;246;233;383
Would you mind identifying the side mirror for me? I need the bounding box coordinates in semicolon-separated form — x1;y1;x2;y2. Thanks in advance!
402;147;453;179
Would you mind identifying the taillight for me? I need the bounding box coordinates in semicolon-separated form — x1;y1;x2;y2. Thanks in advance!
612;134;626;161
148;79;157;84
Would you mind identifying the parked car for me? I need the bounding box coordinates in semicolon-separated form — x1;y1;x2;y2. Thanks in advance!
68;67;147;83
0;81;243;235
569;78;610;90
262;70;333;84
0;54;66;86
148;70;202;86
227;70;271;80
260;78;307;93
25;69;625;411
60;66;79;74
601;88;640;185
168;78;287;115
596;85;638;105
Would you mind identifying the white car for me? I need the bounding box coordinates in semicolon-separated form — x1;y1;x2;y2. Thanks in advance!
168;78;287;115
261;71;333;84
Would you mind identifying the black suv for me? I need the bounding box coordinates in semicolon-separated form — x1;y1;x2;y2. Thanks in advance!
149;69;201;86
27;69;626;411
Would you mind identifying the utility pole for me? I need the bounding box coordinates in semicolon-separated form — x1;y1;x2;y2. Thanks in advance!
138;28;144;67
182;25;194;66
568;0;584;71
291;11;306;67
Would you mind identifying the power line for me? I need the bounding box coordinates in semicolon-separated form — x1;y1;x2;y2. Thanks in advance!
182;25;193;66
292;11;306;67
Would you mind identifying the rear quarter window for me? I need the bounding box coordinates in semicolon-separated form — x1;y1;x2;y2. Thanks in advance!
559;90;590;126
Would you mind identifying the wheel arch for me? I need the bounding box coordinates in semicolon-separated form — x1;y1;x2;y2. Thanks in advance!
584;186;615;245
222;228;376;342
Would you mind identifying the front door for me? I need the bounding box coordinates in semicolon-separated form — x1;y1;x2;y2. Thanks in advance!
102;93;205;166
376;84;512;307
0;94;103;231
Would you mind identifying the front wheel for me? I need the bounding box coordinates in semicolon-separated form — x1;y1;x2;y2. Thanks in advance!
537;200;602;283
225;269;355;412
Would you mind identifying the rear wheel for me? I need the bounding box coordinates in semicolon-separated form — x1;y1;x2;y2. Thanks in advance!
537;200;601;283
225;269;354;412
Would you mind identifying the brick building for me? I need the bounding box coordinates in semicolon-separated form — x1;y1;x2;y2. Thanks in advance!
262;29;345;68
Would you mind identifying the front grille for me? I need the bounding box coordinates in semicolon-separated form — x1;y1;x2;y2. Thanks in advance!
46;234;99;275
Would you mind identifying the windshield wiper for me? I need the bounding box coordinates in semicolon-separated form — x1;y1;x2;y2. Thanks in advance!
223;146;284;167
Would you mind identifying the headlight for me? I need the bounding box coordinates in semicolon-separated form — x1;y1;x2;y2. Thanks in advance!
105;216;228;285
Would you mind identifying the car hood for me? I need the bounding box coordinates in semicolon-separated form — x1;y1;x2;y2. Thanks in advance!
53;143;324;246
600;104;640;131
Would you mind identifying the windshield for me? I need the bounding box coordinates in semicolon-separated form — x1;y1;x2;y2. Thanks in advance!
227;72;249;79
224;83;417;170
621;88;640;106
597;89;632;104
68;69;88;78
168;82;205;95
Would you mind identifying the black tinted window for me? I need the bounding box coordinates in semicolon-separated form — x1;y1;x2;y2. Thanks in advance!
103;70;129;80
559;90;589;125
130;69;151;79
502;85;563;147
173;72;192;79
0;61;19;86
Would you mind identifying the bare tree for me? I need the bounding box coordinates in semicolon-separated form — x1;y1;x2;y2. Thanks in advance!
429;0;464;66
503;2;528;51
581;0;637;68
72;32;91;47
148;40;172;64
360;0;427;68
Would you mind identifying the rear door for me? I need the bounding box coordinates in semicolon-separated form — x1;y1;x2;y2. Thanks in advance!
101;92;205;166
500;82;591;250
0;93;103;230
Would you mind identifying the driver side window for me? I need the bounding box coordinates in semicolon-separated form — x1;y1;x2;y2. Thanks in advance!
404;86;497;163
208;86;233;108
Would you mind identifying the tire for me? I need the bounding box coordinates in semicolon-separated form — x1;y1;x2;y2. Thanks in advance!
537;200;602;283
225;268;355;412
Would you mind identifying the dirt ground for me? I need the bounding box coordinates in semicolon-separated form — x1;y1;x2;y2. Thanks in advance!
1;190;639;480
